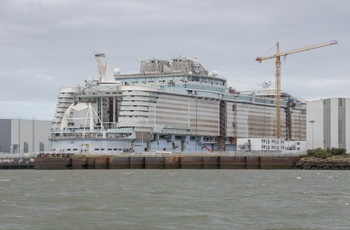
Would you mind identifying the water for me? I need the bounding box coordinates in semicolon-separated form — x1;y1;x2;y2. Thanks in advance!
0;170;349;230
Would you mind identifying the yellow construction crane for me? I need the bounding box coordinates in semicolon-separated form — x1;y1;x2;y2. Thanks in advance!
256;40;338;139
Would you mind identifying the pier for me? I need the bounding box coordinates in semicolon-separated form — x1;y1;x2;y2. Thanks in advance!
0;158;35;169
32;155;300;170
0;153;303;170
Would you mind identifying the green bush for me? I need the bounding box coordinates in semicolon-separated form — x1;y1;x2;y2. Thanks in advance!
306;147;347;158
314;149;332;159
330;147;347;155
307;148;324;157
307;149;316;156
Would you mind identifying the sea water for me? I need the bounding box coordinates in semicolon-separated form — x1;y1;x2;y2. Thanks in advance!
0;170;349;230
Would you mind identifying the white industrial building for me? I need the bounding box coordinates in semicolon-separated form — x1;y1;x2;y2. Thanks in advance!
0;119;52;154
236;138;306;155
307;98;350;150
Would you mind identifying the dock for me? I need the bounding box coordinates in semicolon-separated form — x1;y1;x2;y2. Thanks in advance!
0;154;301;170
0;158;35;169
32;155;300;170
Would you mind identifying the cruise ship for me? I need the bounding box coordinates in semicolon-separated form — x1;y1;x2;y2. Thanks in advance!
49;54;306;154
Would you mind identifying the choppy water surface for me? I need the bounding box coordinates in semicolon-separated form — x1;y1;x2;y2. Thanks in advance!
0;170;349;230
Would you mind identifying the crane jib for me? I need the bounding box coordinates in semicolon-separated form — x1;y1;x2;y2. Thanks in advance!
256;40;337;139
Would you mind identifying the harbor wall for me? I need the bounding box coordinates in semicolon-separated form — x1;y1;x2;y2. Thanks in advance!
31;155;300;170
0;158;34;169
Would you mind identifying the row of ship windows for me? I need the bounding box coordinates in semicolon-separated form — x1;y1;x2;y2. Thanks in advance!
262;139;285;144
157;102;218;107
236;114;274;119
155;95;191;102
237;106;305;114
123;95;221;106
236;109;275;114
262;146;285;150
59;148;125;151
123;78;225;85
119;115;149;118
157;117;219;128
261;146;301;150
120;112;219;120
261;140;301;145
157;98;219;104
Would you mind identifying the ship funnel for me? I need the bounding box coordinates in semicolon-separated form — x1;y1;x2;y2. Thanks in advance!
94;53;115;83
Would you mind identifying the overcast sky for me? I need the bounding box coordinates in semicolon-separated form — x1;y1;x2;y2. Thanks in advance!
1;0;349;120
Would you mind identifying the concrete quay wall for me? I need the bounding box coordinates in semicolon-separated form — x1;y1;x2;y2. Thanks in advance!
33;155;300;170
0;158;34;169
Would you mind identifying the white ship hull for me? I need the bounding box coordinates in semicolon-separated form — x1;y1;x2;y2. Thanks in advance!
49;54;306;154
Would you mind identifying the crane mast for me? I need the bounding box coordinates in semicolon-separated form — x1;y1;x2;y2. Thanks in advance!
256;40;337;139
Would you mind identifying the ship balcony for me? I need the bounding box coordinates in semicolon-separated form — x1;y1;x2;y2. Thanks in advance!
58;93;75;99
120;106;149;112
200;137;217;144
101;122;119;129
56;101;73;107
119;111;149;117
57;97;74;103
54;112;64;117
55;107;67;113
49;129;113;140
122;96;152;102
52;118;61;123
123;91;150;96
56;103;71;109
118;119;149;127
59;87;80;92
121;101;152;107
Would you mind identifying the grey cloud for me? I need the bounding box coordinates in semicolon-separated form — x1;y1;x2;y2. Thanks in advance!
0;0;349;120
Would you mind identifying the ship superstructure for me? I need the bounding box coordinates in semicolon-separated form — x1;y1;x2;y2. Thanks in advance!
49;54;306;154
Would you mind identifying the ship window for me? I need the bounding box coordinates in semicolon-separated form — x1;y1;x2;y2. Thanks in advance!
192;76;199;82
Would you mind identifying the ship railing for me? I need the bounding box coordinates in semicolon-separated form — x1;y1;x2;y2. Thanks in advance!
0;152;38;158
49;127;135;140
228;150;300;156
134;151;301;157
101;122;119;129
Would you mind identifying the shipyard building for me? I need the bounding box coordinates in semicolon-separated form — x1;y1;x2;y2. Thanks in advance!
307;98;350;150
0;119;51;154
